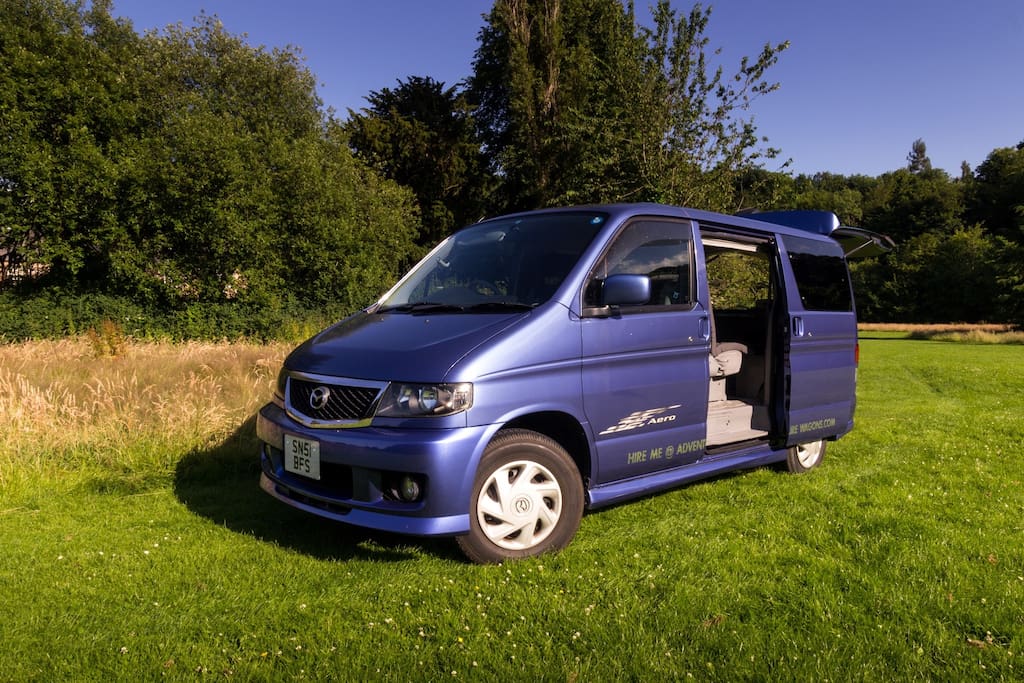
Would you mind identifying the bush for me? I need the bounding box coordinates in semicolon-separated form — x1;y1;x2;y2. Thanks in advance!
0;292;351;343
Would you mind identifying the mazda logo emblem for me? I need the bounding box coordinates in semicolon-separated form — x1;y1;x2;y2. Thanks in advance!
309;386;332;411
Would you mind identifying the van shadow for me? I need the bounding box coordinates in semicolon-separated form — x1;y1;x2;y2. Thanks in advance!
172;416;461;563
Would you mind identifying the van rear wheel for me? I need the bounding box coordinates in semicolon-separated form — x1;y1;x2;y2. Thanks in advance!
457;429;583;564
786;439;826;473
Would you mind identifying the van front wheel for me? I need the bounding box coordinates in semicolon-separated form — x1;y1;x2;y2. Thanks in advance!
457;429;583;564
786;439;826;473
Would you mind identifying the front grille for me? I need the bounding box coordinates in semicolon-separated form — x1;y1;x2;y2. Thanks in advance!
286;374;385;426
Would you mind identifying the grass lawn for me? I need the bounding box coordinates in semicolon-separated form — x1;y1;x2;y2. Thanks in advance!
0;338;1021;680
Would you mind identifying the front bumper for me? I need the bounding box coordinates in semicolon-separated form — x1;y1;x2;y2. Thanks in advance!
257;402;491;536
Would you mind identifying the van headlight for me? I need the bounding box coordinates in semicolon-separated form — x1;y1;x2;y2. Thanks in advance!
375;382;473;418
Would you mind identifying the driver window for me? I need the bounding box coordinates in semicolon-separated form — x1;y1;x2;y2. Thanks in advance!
585;219;693;308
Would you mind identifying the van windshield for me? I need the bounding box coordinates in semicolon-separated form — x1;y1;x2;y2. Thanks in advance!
377;212;607;312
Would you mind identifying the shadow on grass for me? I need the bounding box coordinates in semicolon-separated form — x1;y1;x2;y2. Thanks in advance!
172;416;462;564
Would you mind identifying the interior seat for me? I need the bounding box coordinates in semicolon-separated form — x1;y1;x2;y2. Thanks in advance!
708;302;747;401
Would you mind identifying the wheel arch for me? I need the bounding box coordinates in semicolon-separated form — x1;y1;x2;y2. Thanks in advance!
499;411;592;486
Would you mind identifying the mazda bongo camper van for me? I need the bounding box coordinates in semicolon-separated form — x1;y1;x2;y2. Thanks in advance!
257;204;891;563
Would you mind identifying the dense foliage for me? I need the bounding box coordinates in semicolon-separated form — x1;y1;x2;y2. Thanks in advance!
1;0;1021;338
345;76;493;248
1;0;419;338
466;0;787;212
735;143;1024;324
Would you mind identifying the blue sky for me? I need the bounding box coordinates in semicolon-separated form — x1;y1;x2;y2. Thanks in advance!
110;0;1023;178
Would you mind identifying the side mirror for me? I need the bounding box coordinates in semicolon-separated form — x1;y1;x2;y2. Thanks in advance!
602;273;651;306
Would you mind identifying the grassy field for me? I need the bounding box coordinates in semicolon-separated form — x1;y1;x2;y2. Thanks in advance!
0;337;1021;680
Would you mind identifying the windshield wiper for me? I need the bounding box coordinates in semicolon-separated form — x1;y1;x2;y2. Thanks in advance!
376;302;465;314
376;301;535;315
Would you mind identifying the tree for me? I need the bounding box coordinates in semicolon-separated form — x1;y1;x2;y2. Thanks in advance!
469;0;647;210
788;173;872;225
731;167;795;213
118;14;421;310
967;142;1024;242
0;0;420;317
635;3;788;210
346;76;493;246
859;226;1002;323
860;168;963;243
906;138;932;174
0;0;141;292
992;237;1024;326
115;13;330;306
468;0;788;212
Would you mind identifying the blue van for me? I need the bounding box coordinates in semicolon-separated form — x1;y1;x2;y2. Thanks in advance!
257;204;891;563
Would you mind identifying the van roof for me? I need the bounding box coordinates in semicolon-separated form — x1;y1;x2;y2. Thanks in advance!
484;203;893;257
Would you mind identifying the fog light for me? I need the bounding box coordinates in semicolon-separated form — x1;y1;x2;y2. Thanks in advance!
399;475;423;502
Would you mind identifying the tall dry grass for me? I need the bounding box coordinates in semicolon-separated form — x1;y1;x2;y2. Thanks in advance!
858;323;1023;344
0;339;289;489
858;323;1014;333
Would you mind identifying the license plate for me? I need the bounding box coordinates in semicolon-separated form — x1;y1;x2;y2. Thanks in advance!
283;434;321;480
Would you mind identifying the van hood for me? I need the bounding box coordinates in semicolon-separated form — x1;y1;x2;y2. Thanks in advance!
284;310;528;382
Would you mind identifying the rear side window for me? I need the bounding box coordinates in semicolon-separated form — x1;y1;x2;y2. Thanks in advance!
782;235;853;311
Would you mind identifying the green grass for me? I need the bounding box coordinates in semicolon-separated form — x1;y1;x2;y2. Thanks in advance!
1;339;1022;680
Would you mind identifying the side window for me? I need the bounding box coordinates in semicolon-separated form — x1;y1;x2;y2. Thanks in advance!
782;235;853;311
585;219;693;309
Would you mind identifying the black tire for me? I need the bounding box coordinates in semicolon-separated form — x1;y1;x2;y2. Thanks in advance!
456;429;583;564
786;439;826;473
